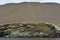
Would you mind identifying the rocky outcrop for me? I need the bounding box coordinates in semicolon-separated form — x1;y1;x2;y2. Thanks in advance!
0;22;57;38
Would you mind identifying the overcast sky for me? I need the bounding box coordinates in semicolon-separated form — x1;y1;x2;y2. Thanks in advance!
0;0;60;5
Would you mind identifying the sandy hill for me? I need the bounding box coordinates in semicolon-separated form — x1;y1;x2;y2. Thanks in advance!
0;2;60;27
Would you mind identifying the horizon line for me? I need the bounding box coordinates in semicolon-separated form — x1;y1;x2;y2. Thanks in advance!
0;2;60;5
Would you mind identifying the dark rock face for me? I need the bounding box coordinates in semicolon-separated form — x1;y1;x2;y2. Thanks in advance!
0;22;57;38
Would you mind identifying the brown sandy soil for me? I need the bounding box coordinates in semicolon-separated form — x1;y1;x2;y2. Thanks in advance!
0;2;60;27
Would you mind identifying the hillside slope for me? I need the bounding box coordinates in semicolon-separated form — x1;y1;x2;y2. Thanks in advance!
0;2;60;26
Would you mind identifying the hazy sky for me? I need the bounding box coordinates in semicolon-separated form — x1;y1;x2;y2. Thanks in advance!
0;0;60;5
